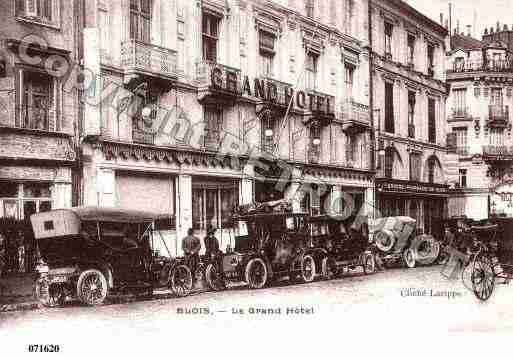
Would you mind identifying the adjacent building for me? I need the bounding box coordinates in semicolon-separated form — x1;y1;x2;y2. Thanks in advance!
79;0;374;255
0;0;79;222
370;0;449;235
445;26;513;219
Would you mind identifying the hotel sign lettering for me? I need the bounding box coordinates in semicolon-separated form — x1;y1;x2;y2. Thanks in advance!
376;179;448;195
210;68;334;115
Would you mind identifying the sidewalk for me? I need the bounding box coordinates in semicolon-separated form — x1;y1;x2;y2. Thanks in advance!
0;273;40;312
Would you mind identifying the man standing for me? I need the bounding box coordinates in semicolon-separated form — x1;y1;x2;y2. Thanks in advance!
204;225;225;287
0;233;6;278
182;228;201;277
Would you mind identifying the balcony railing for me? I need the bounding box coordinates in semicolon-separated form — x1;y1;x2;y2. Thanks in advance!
448;59;513;73
488;105;509;127
132;127;155;145
196;61;242;102
450;107;471;119
121;40;177;80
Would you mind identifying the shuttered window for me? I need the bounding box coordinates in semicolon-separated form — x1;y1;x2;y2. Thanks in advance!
202;13;219;62
130;0;151;43
428;98;436;143
409;153;421;182
384;82;395;133
204;106;222;150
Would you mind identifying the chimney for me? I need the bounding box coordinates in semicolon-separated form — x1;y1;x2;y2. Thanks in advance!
484;28;488;35
440;13;444;26
497;21;500;32
466;25;471;37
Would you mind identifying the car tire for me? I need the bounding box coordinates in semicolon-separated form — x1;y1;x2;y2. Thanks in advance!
374;229;396;253
170;264;193;297
321;257;334;280
77;269;108;306
245;258;268;289
205;263;225;291
363;254;376;274
403;248;416;268
301;254;316;283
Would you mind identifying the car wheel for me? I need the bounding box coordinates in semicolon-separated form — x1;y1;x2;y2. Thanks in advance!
403;248;416;268
35;279;65;307
77;269;108;306
301;254;316;283
170;264;193;297
245;258;268;289
205;263;225;291
363;254;376;274
321;257;334;280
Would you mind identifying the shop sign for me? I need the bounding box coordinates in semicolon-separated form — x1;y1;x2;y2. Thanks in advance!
376;179;448;195
210;68;334;115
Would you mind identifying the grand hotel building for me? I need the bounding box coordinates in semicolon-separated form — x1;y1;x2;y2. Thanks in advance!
79;0;374;254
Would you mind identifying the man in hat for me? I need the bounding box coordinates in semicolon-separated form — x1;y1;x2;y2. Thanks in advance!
204;225;224;286
182;228;201;278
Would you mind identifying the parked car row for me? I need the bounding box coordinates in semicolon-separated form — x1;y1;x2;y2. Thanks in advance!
30;204;441;307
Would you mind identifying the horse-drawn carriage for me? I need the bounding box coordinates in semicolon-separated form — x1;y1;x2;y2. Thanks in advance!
30;207;194;306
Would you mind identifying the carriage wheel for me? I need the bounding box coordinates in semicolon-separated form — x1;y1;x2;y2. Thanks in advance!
471;254;495;301
245;258;268;289
205;263;225;291
363;254;376;275
77;269;108;306
301;255;316;283
170;264;193;297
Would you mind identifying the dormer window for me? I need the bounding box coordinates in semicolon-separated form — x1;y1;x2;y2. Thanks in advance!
130;0;151;42
16;0;60;28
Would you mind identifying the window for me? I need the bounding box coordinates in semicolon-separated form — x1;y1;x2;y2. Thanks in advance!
344;0;354;34
309;125;321;163
202;13;219;62
305;52;318;89
490;88;503;106
384;22;393;58
454;56;465;71
192;182;238;230
489;128;505;146
408;91;415;138
345;64;354;100
427;44;435;75
204;106;222;149
16;0;58;26
19;70;55;131
428;159;436;183
407;34;415;66
428;98;436;143
0;182;52;220
305;0;314;18
98;5;110;60
261;110;276;153
384;147;394;178
409;153;421;182
454;127;468;155
259;31;275;77
453;88;467;117
132;93;156;145
130;0;151;43
346;134;358;164
384;82;395;133
459;169;467;188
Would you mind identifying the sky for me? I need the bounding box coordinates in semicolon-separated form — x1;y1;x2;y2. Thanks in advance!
407;0;513;39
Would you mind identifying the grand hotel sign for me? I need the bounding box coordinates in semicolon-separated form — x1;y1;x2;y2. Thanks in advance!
209;66;335;115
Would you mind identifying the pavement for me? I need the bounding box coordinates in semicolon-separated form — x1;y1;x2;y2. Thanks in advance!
0;273;39;312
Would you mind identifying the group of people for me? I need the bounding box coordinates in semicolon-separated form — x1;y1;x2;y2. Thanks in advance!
0;229;35;278
181;225;223;279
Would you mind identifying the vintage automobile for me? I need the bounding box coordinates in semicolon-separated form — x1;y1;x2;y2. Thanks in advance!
30;207;193;307
306;214;375;278
204;200;327;290
371;216;440;268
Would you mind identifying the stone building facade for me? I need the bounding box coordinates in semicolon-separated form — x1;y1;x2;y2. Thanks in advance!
370;0;449;235
79;0;374;255
0;0;78;222
445;28;513;220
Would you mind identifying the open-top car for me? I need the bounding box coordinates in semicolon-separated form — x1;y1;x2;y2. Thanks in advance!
204;200;327;290
306;214;375;278
30;206;193;307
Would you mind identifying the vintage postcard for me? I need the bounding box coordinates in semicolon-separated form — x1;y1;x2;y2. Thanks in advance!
1;0;512;357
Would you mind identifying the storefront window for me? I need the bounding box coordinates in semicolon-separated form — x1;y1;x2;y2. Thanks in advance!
192;181;238;230
0;182;52;219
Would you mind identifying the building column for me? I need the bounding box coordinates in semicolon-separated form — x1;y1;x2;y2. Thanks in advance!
52;183;72;209
239;163;254;205
176;174;192;241
331;185;342;214
364;187;375;220
97;168;116;207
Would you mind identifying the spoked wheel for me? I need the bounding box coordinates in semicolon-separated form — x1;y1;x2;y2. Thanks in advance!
170;264;193;297
403;248;416;268
205;263;225;291
77;269;108;306
300;255;316;283
363;254;376;275
321;257;335;280
35;279;65;307
245;258;268;289
471;254;495;301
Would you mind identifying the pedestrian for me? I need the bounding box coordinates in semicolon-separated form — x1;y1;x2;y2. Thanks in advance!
0;232;6;278
182;228;201;278
17;230;25;273
204;225;224;284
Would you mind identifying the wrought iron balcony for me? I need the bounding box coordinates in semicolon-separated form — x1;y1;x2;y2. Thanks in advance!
448;59;513;73
121;40;177;87
17;105;57;132
488;105;509;128
482;145;513;161
340;100;370;135
302;89;336;127
196;61;242;104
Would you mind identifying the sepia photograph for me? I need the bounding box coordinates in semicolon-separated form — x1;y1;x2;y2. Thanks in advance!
1;0;513;357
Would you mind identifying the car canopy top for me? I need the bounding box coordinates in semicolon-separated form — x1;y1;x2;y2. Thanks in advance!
31;206;161;239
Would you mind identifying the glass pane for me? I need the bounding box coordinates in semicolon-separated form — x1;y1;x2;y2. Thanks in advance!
206;189;218;228
221;188;237;227
192;188;203;230
39;201;52;212
210;17;218;37
24;183;51;198
0;182;19;197
23;201;37;220
3;200;18;218
130;13;138;39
